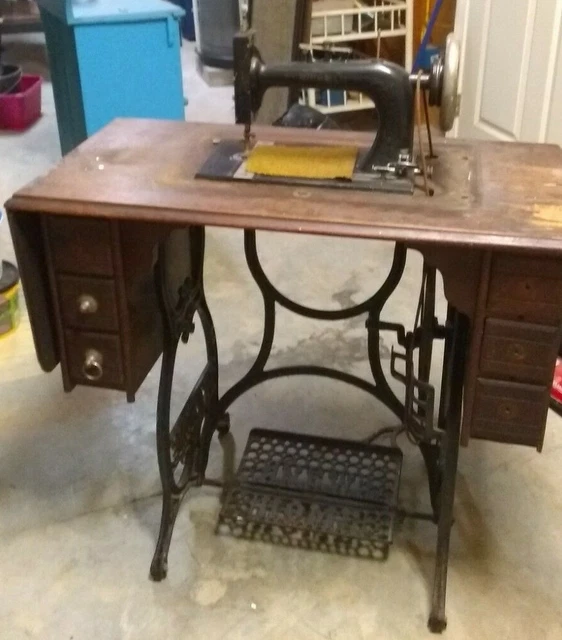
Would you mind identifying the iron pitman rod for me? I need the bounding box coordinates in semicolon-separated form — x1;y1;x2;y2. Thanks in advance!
149;228;467;632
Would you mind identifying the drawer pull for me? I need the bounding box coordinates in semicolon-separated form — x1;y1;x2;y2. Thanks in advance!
82;349;104;381
509;343;525;361
471;378;548;449
77;294;99;315
479;318;560;385
502;404;514;418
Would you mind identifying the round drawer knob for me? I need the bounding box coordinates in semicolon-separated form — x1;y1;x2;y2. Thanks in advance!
77;294;98;315
82;349;104;381
510;343;526;361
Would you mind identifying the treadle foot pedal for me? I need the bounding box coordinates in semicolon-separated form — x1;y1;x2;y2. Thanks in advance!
216;428;403;560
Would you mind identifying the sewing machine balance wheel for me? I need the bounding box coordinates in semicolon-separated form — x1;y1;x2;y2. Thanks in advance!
439;33;461;132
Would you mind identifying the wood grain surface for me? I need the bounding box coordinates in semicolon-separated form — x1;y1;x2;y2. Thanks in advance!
7;119;562;252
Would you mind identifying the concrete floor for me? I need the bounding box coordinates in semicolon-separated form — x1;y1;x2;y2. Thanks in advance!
1;37;562;640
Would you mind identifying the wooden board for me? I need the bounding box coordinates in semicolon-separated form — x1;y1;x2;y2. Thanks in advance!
6;119;562;253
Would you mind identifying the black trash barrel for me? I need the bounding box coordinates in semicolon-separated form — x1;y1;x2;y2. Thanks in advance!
195;0;240;69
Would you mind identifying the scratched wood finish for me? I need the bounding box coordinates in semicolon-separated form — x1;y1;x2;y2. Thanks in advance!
461;250;562;450
480;319;561;386
488;254;562;325
7;212;59;372
6;120;562;448
64;330;125;388
14;208;192;399
471;379;549;448
58;275;119;332
6;120;562;252
47;217;114;277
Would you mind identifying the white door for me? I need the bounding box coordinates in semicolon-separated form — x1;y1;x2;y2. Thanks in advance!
453;0;562;144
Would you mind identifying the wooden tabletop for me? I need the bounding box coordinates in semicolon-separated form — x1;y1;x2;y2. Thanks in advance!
7;119;562;253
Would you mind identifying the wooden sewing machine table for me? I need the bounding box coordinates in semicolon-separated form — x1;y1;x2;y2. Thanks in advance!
6;119;562;632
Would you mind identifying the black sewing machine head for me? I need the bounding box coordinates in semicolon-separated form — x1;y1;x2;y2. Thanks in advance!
197;29;460;195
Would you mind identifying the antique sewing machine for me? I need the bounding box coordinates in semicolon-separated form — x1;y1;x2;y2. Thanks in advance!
7;22;562;634
197;29;460;195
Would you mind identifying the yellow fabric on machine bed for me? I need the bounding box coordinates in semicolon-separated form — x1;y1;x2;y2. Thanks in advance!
246;144;358;180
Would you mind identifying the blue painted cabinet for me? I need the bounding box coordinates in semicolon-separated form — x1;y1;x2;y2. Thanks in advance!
38;0;185;154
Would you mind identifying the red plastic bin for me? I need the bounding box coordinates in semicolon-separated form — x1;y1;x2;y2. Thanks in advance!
0;75;42;131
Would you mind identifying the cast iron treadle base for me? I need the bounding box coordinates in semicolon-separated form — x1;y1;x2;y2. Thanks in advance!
216;428;403;560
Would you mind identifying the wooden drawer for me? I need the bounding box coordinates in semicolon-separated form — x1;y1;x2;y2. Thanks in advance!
488;254;562;325
471;378;548;449
65;330;124;388
480;319;560;385
47;217;114;276
58;275;119;332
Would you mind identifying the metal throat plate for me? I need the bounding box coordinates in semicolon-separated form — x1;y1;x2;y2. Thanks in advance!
216;428;403;560
196;139;415;194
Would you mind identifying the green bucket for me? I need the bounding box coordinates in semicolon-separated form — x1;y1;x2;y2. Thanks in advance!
0;260;20;338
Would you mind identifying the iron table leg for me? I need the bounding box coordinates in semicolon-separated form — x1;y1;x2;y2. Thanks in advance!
428;308;469;632
149;226;468;633
150;228;220;581
150;337;183;581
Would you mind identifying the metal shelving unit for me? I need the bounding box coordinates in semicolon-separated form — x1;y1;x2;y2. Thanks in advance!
302;0;413;114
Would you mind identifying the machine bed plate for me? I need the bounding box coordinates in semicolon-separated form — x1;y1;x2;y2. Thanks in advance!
196;139;415;194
